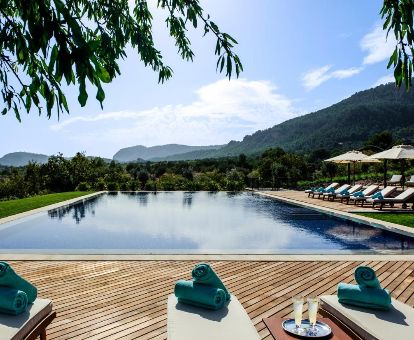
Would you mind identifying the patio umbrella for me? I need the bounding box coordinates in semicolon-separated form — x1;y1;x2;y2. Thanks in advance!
324;151;379;185
365;145;414;188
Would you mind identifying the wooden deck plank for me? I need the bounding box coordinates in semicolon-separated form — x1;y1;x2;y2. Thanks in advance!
4;260;413;340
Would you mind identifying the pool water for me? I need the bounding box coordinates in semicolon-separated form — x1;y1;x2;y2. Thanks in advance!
0;192;413;254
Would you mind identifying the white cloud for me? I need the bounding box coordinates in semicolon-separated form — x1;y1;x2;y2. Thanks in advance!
302;65;363;90
361;25;396;65
372;74;395;87
50;79;297;154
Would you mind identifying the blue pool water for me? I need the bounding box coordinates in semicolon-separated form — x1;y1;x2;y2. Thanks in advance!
0;192;413;254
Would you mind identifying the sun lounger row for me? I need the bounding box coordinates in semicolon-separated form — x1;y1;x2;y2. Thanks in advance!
305;183;414;210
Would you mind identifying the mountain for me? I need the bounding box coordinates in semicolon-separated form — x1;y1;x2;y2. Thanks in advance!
158;82;414;160
0;152;49;166
113;144;224;162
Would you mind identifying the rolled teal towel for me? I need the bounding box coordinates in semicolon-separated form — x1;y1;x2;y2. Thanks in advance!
316;187;324;192
337;282;391;310
0;262;37;303
0;287;28;315
174;280;226;310
352;191;364;197
371;192;384;200
340;189;349;196
192;263;230;301
325;187;335;193
355;266;381;288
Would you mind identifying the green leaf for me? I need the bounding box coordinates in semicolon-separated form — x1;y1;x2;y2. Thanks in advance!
96;86;105;107
78;81;88;107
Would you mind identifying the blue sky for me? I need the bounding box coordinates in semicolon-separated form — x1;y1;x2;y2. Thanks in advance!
0;0;396;158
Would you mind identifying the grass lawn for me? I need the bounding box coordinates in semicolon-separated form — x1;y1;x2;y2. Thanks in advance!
356;212;414;228
0;192;94;219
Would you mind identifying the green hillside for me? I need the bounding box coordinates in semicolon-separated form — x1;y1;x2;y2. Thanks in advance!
162;82;414;160
113;144;224;162
0;152;49;166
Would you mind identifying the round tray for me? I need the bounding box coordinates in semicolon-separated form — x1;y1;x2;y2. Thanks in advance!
282;319;332;338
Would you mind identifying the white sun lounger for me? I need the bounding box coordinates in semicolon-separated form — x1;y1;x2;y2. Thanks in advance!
320;295;414;340
349;186;396;206
322;184;351;201
368;187;414;210
387;174;402;186
308;183;340;198
0;298;55;340
405;175;414;187
167;294;260;340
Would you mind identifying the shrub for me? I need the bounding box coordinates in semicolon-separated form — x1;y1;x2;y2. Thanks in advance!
106;182;119;191
76;182;91;191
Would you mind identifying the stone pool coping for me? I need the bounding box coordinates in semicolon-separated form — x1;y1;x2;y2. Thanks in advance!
0;191;106;225
1;254;414;261
257;191;414;238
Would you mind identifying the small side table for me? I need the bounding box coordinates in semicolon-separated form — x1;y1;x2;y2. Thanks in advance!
263;317;354;340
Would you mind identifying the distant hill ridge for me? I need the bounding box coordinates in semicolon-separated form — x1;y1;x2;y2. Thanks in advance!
0;152;49;167
156;82;414;160
112;144;224;162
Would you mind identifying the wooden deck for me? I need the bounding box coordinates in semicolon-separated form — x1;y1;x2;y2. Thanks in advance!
9;260;414;340
262;190;378;212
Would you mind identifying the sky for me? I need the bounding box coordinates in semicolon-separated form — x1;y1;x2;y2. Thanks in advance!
0;0;397;158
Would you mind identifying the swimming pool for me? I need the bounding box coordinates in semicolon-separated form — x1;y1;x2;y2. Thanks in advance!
0;192;413;254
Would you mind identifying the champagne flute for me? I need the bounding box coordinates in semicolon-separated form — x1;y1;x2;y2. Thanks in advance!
291;296;304;334
307;296;319;335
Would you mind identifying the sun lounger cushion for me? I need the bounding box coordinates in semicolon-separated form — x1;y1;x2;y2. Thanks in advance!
0;298;52;340
167;294;260;340
320;295;414;340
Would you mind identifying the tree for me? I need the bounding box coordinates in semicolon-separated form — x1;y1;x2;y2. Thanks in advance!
365;131;394;151
381;0;414;89
0;0;243;121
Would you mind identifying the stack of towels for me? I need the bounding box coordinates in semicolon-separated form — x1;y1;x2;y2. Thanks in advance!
174;263;230;310
0;261;37;315
337;266;391;310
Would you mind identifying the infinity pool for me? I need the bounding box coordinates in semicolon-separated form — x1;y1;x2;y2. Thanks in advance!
0;192;413;254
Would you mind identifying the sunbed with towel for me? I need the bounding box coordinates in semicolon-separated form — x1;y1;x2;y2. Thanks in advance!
169;263;260;340
332;184;362;202
307;183;340;198
321;184;351;201
368;187;414;210
320;267;413;340
342;184;378;204
0;262;56;339
349;186;396;206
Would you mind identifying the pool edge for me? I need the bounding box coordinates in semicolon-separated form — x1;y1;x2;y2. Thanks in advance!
257;191;414;238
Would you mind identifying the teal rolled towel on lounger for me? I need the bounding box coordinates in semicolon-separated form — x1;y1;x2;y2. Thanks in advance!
174;280;226;310
192;263;230;301
371;192;383;200
337;282;391;310
352;191;364;197
0;262;37;303
355;266;381;288
0;287;28;315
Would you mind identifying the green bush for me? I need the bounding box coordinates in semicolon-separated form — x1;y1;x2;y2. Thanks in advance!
76;182;91;191
106;182;119;191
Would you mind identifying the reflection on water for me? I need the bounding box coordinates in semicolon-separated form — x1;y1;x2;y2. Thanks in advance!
0;192;413;253
48;196;100;224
